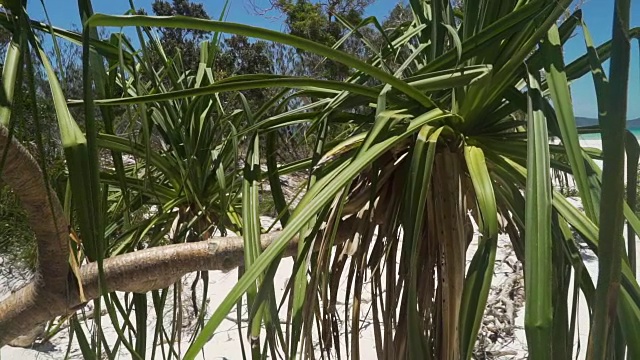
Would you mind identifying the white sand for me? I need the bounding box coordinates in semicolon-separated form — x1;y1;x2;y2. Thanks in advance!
0;139;635;359
579;138;605;174
579;138;633;181
513;195;640;360
0;218;381;360
0;269;377;359
517;139;640;359
1;218;525;359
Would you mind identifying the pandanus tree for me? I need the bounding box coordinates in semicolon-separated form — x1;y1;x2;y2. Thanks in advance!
1;0;640;359
0;0;268;354
115;1;638;359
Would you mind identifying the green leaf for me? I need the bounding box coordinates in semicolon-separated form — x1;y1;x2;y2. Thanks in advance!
460;145;498;359
403;124;440;358
587;0;631;357
239;94;265;357
76;76;383;106
0;38;21;126
543;24;597;222
184;109;449;359
523;69;553;359
626;131;639;274
85;14;437;108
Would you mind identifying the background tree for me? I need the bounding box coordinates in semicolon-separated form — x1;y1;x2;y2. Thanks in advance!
256;0;374;79
216;35;274;107
381;2;411;33
138;0;211;73
1;1;639;360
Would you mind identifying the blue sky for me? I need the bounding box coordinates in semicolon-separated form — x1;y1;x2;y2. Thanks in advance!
562;0;640;119
27;0;397;35
26;0;640;119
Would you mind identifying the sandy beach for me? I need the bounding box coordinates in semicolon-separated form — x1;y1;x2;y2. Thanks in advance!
578;137;632;180
579;138;605;172
0;138;636;359
0;222;527;359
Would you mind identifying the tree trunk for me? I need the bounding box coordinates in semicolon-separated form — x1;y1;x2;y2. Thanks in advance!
0;126;72;346
0;125;368;346
429;150;467;360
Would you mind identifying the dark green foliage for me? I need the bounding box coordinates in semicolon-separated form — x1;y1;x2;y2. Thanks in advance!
0;28;11;60
216;35;274;106
217;35;272;76
381;2;412;31
273;0;373;79
138;0;211;72
0;185;37;271
0;146;65;272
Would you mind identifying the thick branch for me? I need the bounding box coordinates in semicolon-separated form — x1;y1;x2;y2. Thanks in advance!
1;226;355;346
0;126;72;346
0;127;69;286
82;230;327;296
0;124;361;347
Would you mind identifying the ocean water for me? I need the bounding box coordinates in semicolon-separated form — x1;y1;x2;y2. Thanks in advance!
579;127;640;141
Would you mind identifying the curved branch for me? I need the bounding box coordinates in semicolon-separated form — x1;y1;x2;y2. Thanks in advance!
1;225;356;347
0;125;361;347
82;226;353;297
0;126;72;346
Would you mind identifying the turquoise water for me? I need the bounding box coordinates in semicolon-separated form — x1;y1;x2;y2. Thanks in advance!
579;127;640;140
579;133;601;140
